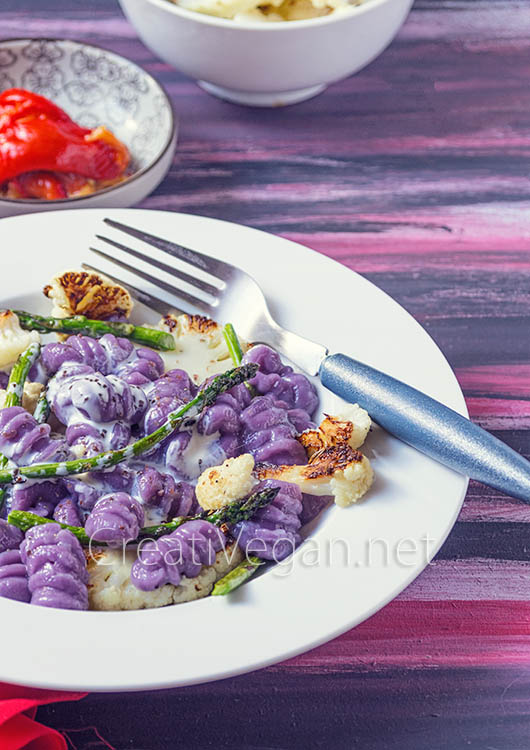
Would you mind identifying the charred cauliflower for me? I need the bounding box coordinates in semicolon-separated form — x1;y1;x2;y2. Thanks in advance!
195;407;374;511
87;544;243;611
43;269;133;320
258;407;374;507
156;313;249;383
298;403;371;457
0;310;40;368
196;454;256;510
257;445;374;508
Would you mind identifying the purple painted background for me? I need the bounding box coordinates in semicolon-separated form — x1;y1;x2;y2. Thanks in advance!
3;0;530;747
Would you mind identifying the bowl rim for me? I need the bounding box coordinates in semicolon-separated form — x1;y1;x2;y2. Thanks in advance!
0;36;177;206
134;0;400;31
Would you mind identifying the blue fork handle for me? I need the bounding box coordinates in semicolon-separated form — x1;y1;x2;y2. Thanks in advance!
320;353;530;503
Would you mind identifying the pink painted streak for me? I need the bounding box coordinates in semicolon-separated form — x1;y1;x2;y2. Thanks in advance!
399;559;530;602
464;398;530;430
272;600;530;672
457;365;530;399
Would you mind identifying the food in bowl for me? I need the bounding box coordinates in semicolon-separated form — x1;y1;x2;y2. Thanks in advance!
0;89;131;200
0;270;374;611
168;0;363;22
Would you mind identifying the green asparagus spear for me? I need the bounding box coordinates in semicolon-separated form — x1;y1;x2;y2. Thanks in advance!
3;342;41;409
7;510;92;545
0;343;41;511
7;487;279;546
32;389;50;424
222;322;256;396
139;485;279;539
223;323;245;365
0;363;258;485
220;323;263;593
12;310;176;351
211;556;263;596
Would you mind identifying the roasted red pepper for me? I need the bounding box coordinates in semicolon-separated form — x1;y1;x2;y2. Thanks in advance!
0;89;130;184
10;172;68;200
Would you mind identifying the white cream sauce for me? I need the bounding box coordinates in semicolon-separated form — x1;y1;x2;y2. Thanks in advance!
157;330;232;385
166;427;224;481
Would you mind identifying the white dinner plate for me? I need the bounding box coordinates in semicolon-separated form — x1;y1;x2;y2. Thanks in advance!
0;208;468;691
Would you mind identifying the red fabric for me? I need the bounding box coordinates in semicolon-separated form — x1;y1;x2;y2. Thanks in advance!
0;683;87;750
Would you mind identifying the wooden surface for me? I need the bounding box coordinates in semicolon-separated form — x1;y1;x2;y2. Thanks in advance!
4;0;530;747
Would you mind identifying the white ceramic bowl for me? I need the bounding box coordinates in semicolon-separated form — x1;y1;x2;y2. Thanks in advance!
118;0;414;106
0;39;177;217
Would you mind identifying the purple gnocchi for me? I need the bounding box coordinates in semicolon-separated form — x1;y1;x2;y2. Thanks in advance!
49;363;147;426
11;479;68;517
196;385;251;459
243;344;319;416
48;362;147;456
233;479;303;561
131;465;198;519
116;348;165;386
131;520;226;591
62;478;101;513
12;478;90;521
0;549;30;603
85;492;144;547
40;334;164;385
240;395;308;466
160;379;250;480
142;369;195;434
0;406;68;465
132;465;178;517
0;518;24;554
21;524;88;610
167;480;199;518
53;497;83;526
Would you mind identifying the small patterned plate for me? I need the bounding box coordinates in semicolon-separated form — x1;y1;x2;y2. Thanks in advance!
0;38;177;213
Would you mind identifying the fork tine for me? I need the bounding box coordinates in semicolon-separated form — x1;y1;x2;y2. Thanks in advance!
89;247;217;316
103;218;234;280
81;261;184;318
95;234;220;298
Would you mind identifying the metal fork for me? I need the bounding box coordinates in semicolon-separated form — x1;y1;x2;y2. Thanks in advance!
87;218;530;503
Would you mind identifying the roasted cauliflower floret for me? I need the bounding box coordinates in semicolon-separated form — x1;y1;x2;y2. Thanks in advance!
0;381;43;413
257;445;374;508
87;544;243;611
196;454;256;510
195;407;374;511
156;313;249;383
299;403;371;456
43;269;133;320
0;310;40;368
